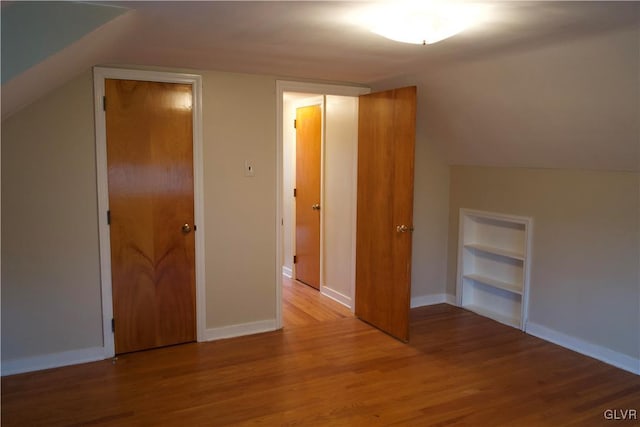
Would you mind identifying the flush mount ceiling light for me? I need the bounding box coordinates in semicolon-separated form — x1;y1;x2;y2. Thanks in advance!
353;1;486;45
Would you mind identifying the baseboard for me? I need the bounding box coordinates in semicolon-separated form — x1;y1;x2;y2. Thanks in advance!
320;286;352;309
411;293;456;308
203;319;278;341
1;346;107;376
282;266;292;278
526;322;640;375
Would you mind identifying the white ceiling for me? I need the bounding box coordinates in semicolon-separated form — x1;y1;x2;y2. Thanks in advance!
98;1;639;83
2;1;639;171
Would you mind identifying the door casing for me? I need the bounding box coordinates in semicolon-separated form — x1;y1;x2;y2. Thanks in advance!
276;81;370;329
93;67;205;358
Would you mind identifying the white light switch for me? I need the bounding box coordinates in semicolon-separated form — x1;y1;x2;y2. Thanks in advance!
244;160;255;177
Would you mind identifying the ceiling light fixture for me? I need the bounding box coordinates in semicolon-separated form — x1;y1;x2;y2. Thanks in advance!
355;1;485;45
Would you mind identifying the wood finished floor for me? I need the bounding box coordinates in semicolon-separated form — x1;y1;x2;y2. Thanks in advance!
2;279;639;426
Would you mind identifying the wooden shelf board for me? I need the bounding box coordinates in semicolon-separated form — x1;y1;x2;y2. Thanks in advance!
464;274;523;295
464;243;525;261
463;304;521;329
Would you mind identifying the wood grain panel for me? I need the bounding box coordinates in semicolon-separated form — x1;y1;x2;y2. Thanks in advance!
295;105;322;289
355;86;416;341
4;304;639;426
105;79;196;354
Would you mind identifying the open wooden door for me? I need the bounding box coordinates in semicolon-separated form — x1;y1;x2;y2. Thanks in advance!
106;79;196;354
355;86;416;342
295;105;322;289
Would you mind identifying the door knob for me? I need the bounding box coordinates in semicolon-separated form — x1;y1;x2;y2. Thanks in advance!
312;204;321;211
181;223;192;234
396;224;413;233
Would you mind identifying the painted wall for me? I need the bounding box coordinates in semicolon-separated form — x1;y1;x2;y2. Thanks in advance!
448;166;639;361
2;71;103;360
201;70;277;329
323;95;358;305
1;68;278;367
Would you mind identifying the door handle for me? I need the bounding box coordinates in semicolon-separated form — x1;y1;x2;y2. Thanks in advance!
396;224;413;233
312;204;321;211
181;223;192;234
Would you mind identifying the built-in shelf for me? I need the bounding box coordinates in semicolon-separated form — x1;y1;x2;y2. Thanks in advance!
463;243;525;261
463;273;522;295
457;209;532;331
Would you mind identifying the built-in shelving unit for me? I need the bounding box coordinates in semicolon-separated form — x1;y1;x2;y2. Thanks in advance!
456;209;532;330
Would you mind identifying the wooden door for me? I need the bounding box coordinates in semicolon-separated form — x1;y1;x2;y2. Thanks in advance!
295;105;322;289
355;86;417;342
105;79;196;354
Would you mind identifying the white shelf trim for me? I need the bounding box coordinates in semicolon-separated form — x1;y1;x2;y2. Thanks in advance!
463;304;521;329
463;273;523;295
456;208;533;331
464;242;525;261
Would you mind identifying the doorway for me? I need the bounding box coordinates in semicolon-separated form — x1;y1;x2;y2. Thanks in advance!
278;82;369;327
93;67;206;357
277;82;418;342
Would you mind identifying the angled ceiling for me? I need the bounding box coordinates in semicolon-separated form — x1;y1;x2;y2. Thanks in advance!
1;1;127;83
2;1;639;172
3;2;638;93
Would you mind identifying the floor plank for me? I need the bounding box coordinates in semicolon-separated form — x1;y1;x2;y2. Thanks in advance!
2;281;639;426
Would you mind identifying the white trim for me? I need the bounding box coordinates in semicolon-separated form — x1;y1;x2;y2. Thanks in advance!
411;293;456;308
276;80;370;329
321;286;352;309
203;320;278;341
456;208;533;331
1;347;106;376
93;67;206;357
282;266;293;278
526;321;640;375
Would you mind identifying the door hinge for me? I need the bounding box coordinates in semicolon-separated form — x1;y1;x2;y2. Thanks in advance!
293;119;297;129
103;96;106;111
293;188;297;197
107;210;111;225
111;318;115;333
293;255;297;264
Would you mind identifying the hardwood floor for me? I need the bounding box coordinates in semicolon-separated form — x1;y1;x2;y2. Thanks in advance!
2;280;639;426
282;277;353;327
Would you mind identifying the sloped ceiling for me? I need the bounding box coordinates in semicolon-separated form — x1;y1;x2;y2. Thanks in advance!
2;1;639;170
1;1;127;83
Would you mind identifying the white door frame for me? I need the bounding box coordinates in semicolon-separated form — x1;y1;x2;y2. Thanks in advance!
93;67;206;357
276;80;369;329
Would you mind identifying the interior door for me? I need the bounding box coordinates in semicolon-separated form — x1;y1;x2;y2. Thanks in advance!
355;86;417;342
105;79;196;354
295;104;322;289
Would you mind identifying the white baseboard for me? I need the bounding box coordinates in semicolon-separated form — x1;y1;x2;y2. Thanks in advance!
282;266;292;278
320;286;352;310
411;293;456;308
203;319;278;341
1;346;107;376
526;322;640;375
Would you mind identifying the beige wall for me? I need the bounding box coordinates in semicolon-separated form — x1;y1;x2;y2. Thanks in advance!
1;68;279;362
2;70;103;360
448;166;639;358
201;70;277;328
324;95;358;303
